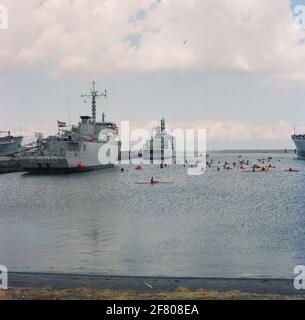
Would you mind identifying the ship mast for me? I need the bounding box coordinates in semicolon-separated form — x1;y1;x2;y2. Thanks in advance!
161;118;166;132
81;81;107;123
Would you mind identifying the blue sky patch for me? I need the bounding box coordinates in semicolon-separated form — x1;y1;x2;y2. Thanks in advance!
291;0;305;14
125;33;142;49
291;0;305;30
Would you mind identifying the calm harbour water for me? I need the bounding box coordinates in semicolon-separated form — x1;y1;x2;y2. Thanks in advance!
1;152;305;279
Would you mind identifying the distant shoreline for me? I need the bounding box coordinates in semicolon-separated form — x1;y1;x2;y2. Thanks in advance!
167;149;296;154
211;149;296;154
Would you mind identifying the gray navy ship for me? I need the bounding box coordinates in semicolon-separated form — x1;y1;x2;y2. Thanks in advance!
0;131;23;156
142;118;176;162
292;133;305;159
20;82;119;173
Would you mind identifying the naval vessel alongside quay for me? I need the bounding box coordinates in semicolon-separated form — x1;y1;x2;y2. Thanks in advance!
0;131;24;173
0;131;23;156
20;82;120;173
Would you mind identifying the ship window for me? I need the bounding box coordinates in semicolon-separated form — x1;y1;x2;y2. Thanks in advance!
83;144;87;151
68;144;78;151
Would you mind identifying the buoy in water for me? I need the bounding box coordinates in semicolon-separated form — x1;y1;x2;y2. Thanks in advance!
78;162;85;170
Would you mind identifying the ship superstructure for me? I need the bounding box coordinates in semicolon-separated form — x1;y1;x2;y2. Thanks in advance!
142;118;176;162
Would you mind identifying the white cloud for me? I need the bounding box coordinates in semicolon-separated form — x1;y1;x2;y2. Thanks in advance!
188;120;293;141
18;119;294;147
1;0;305;81
133;119;294;142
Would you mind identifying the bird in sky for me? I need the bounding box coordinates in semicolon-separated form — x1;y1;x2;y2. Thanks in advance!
182;40;187;45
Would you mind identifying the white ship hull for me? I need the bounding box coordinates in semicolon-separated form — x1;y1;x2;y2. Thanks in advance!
292;135;305;159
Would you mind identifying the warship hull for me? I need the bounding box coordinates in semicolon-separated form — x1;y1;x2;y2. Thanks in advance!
20;162;113;174
20;141;117;174
0;156;23;174
20;156;114;174
292;135;305;159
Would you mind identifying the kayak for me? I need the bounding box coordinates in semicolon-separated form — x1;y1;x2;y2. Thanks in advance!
241;169;272;173
285;169;300;172
135;181;174;185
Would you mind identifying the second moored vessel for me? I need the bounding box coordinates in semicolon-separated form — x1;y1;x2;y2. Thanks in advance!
142;118;176;162
0;131;23;156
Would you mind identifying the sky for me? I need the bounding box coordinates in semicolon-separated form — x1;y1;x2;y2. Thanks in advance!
1;0;305;149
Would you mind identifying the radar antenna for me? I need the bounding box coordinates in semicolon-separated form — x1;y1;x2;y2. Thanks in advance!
81;81;107;123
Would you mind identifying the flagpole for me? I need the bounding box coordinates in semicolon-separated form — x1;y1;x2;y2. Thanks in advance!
67;96;72;128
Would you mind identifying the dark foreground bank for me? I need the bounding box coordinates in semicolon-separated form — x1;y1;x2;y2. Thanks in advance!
0;273;303;300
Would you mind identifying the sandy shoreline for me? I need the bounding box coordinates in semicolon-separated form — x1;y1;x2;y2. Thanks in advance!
0;272;302;299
